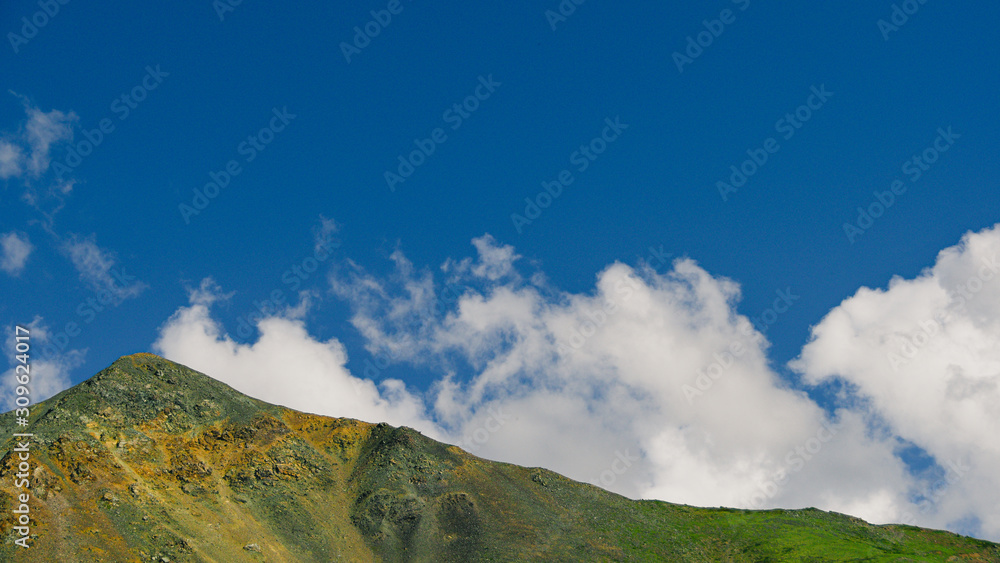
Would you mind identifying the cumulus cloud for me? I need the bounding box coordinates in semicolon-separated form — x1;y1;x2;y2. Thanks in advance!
62;234;147;301
151;229;1000;541
793;224;1000;539
2;317;83;411
0;231;33;276
323;235;923;528
152;278;440;436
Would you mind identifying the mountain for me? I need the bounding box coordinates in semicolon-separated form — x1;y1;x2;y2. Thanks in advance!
0;353;997;562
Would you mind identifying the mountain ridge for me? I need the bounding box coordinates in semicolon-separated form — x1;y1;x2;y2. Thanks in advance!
0;353;997;561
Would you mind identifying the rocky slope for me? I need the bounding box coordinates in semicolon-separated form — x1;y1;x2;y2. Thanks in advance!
1;353;997;561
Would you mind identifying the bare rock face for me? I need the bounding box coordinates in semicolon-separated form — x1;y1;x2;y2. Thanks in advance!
1;353;998;562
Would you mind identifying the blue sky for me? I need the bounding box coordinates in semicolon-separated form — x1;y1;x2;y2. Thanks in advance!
3;0;1000;541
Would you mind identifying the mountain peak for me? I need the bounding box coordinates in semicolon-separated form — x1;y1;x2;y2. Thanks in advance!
111;351;174;368
106;352;209;384
31;353;274;440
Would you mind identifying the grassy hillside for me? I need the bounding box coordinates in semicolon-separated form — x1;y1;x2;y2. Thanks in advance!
1;353;997;561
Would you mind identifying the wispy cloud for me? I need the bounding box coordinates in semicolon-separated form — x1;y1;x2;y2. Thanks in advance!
22;101;76;177
0;231;33;276
1;93;77;180
1;94;79;230
0;140;25;179
443;234;522;282
313;215;340;255
62;234;147;301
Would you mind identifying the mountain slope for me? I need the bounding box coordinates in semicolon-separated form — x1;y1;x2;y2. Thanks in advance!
0;353;997;562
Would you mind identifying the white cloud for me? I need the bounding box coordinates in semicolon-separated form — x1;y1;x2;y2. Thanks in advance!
23;103;76;176
62;234;147;301
1;96;79;232
150;229;1000;542
313;215;340;255
443;234;521;282
2;317;83;411
1;95;76;179
329;250;441;363
326;235;918;531
793;224;1000;539
0;231;33;276
152;279;440;436
0;140;25;179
